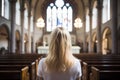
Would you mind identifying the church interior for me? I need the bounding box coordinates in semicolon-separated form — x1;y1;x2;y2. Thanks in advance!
0;0;120;80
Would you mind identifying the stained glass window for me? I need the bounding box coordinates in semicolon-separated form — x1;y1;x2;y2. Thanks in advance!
46;0;73;32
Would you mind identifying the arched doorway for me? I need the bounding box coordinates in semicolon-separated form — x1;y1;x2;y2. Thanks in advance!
0;24;9;54
15;30;20;53
92;33;97;53
102;27;111;54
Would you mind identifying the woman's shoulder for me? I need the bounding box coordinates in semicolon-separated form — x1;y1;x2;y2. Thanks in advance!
73;56;80;62
39;58;46;64
73;58;81;65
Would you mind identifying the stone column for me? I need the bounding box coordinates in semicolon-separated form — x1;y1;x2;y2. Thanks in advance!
28;3;31;53
8;34;11;53
20;0;25;53
111;0;118;54
96;0;103;53
9;0;17;53
83;16;87;52
32;17;36;53
88;0;93;53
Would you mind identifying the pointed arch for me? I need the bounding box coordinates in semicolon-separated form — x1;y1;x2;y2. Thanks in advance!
102;27;111;54
0;24;10;53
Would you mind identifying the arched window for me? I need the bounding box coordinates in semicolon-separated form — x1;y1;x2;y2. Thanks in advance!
16;0;20;25
1;0;5;16
2;0;9;19
102;0;110;23
24;9;28;29
92;1;97;29
46;0;73;32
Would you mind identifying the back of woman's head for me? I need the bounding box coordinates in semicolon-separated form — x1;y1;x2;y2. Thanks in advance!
45;27;74;72
49;27;71;56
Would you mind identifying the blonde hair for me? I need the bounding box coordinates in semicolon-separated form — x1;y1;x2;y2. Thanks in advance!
45;27;76;72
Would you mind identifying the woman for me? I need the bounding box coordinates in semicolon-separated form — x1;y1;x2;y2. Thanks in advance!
37;27;82;80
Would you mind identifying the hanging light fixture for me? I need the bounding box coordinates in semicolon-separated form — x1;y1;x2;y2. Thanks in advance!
74;18;83;29
36;17;45;28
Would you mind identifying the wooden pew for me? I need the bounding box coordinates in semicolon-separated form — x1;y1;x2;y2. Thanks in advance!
73;54;120;61
0;54;45;80
0;65;29;80
73;54;120;80
0;60;35;80
0;53;47;80
0;53;46;59
1;54;120;80
90;66;120;80
82;60;120;80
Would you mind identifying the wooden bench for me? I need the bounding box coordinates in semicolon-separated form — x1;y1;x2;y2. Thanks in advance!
90;66;120;80
0;54;46;59
73;54;120;61
82;60;120;80
1;54;120;80
0;60;35;80
0;54;45;80
73;54;120;80
28;53;120;80
0;53;47;80
0;65;29;80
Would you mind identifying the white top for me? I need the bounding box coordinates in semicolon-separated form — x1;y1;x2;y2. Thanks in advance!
37;58;82;80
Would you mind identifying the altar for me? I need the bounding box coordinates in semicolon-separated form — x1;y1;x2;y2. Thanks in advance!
37;46;81;54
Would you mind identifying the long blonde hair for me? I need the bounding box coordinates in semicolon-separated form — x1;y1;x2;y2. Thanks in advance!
45;27;75;72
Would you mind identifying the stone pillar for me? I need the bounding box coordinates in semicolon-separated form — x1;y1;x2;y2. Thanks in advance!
7;34;11;53
96;0;103;53
111;0;118;54
32;18;36;53
20;0;25;53
83;16;87;52
9;0;17;53
88;0;93;53
28;4;31;53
